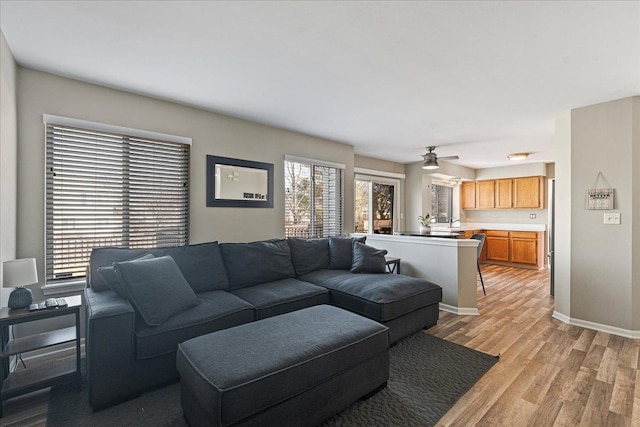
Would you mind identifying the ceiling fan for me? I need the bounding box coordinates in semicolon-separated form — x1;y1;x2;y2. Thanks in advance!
421;146;459;170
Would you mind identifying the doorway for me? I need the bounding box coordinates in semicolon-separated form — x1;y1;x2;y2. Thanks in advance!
355;176;398;234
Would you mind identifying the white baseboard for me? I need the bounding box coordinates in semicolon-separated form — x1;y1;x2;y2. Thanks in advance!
552;311;640;339
439;303;480;316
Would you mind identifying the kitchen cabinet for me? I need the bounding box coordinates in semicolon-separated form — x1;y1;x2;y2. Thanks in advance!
476;181;495;209
460;176;544;210
485;230;510;262
461;182;476;210
495;179;513;209
513;176;544;208
510;231;538;265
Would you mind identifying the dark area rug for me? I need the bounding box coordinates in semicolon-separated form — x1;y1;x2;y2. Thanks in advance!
47;332;498;427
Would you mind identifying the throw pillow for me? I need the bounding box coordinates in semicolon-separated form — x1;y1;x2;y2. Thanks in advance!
287;237;330;275
351;242;388;274
97;253;155;298
329;236;366;270
114;255;201;326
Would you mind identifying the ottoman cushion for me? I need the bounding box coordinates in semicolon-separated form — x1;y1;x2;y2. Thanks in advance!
176;305;389;427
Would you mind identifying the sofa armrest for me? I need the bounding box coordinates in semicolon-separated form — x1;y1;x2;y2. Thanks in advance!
85;288;136;410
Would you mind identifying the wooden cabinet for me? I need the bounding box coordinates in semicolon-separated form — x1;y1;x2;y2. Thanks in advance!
461;182;476;210
460;176;544;210
485;230;510;262
476;181;495;209
495;179;513;209
513;176;544;208
510;231;538;265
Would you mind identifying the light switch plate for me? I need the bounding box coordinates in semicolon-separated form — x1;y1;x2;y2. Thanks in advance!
604;212;620;225
530;213;536;219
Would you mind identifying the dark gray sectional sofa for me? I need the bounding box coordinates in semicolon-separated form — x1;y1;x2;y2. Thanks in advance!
85;237;442;411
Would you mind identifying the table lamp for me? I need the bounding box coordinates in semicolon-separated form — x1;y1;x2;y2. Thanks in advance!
3;258;38;309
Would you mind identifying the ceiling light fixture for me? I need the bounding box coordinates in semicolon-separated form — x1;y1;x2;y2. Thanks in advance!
507;152;529;161
422;157;439;170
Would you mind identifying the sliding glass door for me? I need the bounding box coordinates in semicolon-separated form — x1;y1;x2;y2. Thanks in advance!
355;176;398;234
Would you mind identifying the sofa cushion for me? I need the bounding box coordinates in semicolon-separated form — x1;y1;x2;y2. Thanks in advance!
351;242;387;274
90;242;229;293
221;239;295;290
176;305;389;427
134;291;254;359
298;269;442;322
230;278;329;320
97;254;155;298
329;236;366;270
287;237;330;275
114;255;201;326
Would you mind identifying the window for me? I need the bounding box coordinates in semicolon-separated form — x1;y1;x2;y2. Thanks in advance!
284;156;344;238
354;177;398;234
45;116;190;288
431;183;453;223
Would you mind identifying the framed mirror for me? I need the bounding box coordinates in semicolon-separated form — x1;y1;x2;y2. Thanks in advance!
206;155;274;208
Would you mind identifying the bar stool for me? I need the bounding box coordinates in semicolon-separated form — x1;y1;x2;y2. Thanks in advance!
470;233;486;295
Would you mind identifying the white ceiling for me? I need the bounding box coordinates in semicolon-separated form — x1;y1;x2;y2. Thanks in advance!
1;1;639;169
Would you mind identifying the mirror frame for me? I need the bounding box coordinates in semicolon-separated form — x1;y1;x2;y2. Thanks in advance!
206;155;274;208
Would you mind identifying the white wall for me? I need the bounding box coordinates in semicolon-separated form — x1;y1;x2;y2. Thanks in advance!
16;68;355;305
555;96;639;333
554;112;572;317
0;30;18;307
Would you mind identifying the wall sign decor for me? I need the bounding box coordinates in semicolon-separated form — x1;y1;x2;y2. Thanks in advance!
206;155;274;208
586;172;614;210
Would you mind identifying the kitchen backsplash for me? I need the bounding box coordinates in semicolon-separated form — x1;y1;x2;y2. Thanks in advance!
462;209;549;225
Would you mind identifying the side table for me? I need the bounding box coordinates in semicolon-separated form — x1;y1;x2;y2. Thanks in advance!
0;294;82;417
385;256;401;274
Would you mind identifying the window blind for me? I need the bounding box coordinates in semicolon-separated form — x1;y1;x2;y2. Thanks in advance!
284;159;344;238
45;123;190;284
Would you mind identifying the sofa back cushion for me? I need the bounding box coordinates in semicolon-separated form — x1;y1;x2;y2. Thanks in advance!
89;242;228;293
287;237;329;276
329;236;366;270
114;255;201;326
351;242;388;274
221;239;295;290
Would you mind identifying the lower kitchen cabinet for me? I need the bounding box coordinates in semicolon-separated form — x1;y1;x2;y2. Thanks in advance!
467;229;544;269
486;231;510;262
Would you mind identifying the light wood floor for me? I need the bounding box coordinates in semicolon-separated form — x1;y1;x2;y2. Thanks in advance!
3;265;637;426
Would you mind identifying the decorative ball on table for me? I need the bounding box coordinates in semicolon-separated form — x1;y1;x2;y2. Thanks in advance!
3;258;38;309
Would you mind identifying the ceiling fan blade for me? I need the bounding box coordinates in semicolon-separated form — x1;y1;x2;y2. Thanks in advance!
438;155;460;160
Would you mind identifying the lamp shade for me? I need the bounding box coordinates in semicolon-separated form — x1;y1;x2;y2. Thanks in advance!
422;158;439;170
3;258;38;288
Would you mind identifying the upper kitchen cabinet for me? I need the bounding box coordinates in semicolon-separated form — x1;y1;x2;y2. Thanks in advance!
513;176;544;208
461;182;476;210
460;176;545;210
475;181;495;209
495;179;513;209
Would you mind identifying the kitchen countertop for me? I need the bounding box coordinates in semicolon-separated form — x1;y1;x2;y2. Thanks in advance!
430;222;546;232
395;230;466;238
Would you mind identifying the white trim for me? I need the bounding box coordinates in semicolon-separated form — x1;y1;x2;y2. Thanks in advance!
42;280;85;296
43;114;192;145
439;303;480;316
284;154;345;170
354;167;405;179
552;311;640;339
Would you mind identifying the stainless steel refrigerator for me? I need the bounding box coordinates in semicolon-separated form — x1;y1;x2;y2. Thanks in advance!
548;178;555;296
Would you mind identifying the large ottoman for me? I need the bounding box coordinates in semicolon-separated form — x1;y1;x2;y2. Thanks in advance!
176;305;389;427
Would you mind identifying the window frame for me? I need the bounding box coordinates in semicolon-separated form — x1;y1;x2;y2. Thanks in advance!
430;180;454;224
43;115;191;294
284;155;345;238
